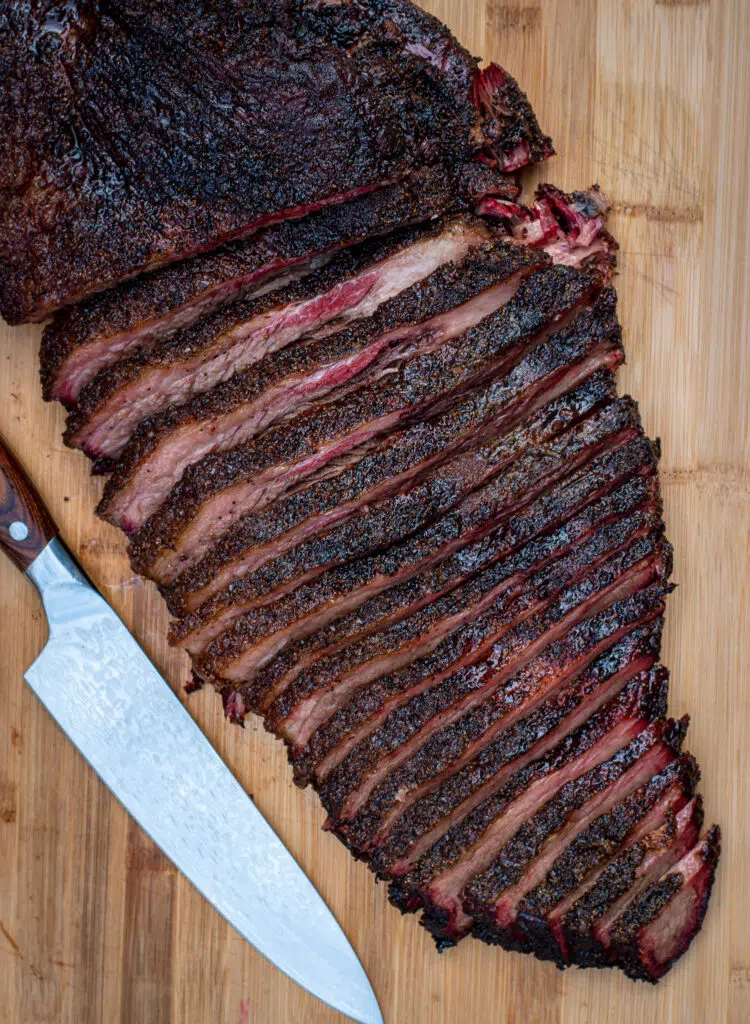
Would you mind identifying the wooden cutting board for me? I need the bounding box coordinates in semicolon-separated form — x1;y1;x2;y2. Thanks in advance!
1;2;748;1021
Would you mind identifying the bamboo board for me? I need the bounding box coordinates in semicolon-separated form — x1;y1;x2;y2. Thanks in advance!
1;2;748;1021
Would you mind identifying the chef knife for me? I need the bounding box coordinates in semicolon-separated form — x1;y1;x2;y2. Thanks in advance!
0;434;383;1024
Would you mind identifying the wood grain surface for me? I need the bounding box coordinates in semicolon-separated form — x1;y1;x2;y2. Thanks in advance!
1;2;748;1022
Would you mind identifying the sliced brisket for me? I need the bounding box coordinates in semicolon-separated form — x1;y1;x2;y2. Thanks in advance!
389;675;673;945
39;164;517;404
185;392;644;688
122;263;610;569
64;219;504;460
161;290;623;617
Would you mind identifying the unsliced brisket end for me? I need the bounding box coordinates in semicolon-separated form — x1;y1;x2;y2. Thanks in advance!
162;288;623;617
186;392;646;685
1;0;552;323
65;218;507;460
39;164;518;403
125;263;610;574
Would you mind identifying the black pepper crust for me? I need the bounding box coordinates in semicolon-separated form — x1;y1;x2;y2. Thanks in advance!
367;621;664;878
280;511;661;771
509;763;701;964
162;289;622;615
192;398;646;682
387;672;670;914
234;430;656;710
461;715;687;922
39;164;518;401
461;764;696;967
114;262;603;548
302;536;668;804
608;825;720;982
333;607;665;865
3;0;551;323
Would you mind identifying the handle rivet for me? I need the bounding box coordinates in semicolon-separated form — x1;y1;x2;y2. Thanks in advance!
9;521;29;542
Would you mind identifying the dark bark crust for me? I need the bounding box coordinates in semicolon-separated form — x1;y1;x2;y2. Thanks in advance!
3;0;552;322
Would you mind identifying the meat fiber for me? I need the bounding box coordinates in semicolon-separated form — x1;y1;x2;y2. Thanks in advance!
1;0;552;323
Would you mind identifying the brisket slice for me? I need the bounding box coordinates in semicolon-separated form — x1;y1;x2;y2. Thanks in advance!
470;742;688;939
262;478;660;733
272;499;661;762
1;0;551;323
124;264;608;571
65;218;504;460
231;441;657;710
569;793;704;957
40;164;516;404
369;624;665;879
162;290;623;616
606;826;720;982
319;603;665;855
175;396;644;666
388;676;673;945
546;758;698;962
188;396;647;687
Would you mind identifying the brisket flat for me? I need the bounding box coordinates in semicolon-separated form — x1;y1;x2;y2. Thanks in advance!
19;123;719;983
2;0;551;322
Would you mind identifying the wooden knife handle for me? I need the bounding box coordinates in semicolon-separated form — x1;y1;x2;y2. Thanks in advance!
0;433;58;573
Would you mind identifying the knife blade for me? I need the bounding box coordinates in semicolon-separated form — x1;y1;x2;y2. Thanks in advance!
0;435;383;1024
